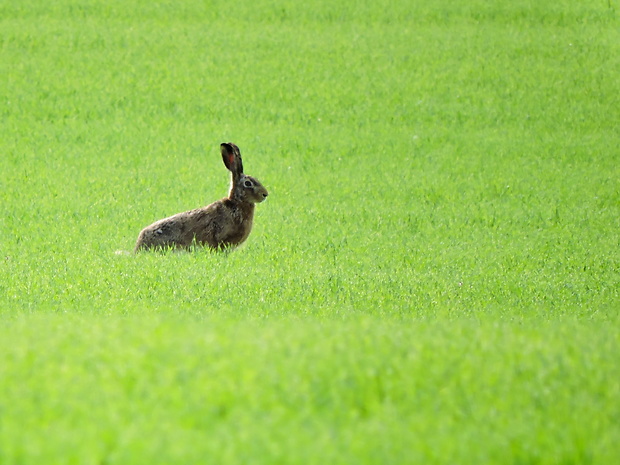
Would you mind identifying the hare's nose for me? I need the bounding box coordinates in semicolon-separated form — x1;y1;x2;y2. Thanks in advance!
262;192;268;198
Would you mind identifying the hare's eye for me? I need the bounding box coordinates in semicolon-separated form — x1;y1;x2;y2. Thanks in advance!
243;180;253;188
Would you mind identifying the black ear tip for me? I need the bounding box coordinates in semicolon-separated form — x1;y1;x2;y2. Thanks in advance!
221;142;241;154
220;143;243;173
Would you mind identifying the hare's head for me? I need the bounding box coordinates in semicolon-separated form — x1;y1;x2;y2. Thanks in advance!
221;142;268;204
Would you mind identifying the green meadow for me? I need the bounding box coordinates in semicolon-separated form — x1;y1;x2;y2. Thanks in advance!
1;0;619;463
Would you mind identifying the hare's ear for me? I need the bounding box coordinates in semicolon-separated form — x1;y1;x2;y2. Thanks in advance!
220;143;244;176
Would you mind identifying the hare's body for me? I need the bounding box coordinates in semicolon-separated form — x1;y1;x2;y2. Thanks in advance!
135;143;267;252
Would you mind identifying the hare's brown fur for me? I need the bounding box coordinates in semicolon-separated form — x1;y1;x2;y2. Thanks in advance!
135;143;267;252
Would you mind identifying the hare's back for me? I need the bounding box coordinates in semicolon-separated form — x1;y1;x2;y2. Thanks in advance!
135;208;207;251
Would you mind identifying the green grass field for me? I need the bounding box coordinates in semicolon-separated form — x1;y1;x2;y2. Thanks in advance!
1;0;619;463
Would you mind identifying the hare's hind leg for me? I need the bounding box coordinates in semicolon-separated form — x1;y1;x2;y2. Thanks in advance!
134;219;187;252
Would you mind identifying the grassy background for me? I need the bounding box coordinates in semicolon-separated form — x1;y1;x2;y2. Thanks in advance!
1;0;619;463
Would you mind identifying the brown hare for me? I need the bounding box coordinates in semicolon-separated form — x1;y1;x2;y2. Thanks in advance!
135;142;268;252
